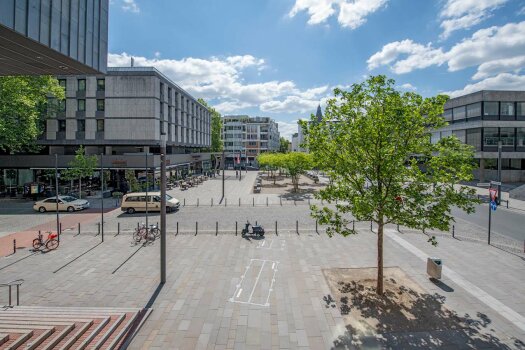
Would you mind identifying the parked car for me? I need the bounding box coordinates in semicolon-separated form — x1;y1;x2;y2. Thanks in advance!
33;196;91;213
120;192;180;214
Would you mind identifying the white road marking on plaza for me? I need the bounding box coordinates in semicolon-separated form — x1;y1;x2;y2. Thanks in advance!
386;229;525;332
272;262;275;270
248;261;266;303
236;288;243;298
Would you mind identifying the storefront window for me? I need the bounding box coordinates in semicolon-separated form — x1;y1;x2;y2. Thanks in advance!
483;128;499;147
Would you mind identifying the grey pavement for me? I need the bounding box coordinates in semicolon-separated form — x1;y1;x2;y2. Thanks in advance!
0;213;524;349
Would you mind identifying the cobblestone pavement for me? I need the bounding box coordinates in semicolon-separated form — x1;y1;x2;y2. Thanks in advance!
1;218;524;349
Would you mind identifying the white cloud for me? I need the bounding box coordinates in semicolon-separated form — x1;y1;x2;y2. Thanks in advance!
108;52;329;115
122;0;140;13
439;0;507;39
444;73;525;97
399;83;417;90
275;120;300;141
472;55;525;80
289;0;387;29
367;39;447;74
367;21;525;74
519;6;525;15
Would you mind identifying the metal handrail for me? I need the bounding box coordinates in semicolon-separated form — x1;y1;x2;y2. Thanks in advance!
0;279;24;306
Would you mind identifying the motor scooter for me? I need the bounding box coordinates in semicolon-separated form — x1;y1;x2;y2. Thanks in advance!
241;221;265;237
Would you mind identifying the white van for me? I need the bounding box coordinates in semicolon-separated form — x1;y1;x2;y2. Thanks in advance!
121;192;180;214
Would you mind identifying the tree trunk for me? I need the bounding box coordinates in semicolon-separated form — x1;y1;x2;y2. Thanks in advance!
79;177;82;199
377;221;384;295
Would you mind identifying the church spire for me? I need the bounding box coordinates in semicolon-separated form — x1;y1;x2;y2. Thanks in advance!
315;104;323;123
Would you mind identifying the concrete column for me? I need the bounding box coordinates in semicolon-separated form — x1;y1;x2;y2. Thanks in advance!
479;158;485;182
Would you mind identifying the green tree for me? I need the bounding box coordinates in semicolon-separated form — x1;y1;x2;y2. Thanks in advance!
279;153;312;192
125;170;141;192
304;75;477;295
62;146;98;199
0;76;64;152
257;153;280;184
279;137;290;153
198;98;223;152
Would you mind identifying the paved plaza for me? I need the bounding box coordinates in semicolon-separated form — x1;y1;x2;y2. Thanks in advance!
0;170;524;349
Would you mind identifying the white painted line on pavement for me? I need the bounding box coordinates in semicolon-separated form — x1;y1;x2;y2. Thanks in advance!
236;288;243;298
248;261;266;304
386;229;525;333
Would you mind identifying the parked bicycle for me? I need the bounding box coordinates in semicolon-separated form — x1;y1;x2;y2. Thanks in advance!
33;231;59;251
133;223;159;243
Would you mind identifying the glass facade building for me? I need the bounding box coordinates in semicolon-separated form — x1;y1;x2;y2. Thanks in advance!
0;0;108;75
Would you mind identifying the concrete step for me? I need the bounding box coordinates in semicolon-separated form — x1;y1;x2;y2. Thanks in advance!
0;306;147;350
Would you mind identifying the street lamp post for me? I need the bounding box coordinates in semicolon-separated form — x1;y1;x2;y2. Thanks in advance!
55;154;60;241
100;153;104;242
145;151;149;229
160;139;167;284
222;148;225;199
497;141;502;205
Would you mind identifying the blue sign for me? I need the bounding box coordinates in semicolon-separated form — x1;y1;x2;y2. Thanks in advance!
490;201;497;211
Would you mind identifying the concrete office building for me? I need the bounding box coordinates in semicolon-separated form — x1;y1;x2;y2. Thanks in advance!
223;115;280;167
0;67;212;186
291;133;299;152
431;90;525;182
0;0;108;75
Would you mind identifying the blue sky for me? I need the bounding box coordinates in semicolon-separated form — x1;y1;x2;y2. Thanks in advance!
108;0;525;139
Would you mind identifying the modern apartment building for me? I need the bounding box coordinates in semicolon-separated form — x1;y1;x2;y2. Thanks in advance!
0;67;212;185
431;90;525;182
223;116;280;167
0;0;108;75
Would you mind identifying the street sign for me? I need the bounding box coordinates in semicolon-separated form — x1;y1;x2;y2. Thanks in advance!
490;201;497;211
489;188;498;202
476;183;490;187
490;181;502;186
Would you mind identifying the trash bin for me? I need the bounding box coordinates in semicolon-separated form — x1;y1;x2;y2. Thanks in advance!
427;257;442;279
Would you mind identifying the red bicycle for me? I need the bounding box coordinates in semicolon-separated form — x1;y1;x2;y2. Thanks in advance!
33;231;59;251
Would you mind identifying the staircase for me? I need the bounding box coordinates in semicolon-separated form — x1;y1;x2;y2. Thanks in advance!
0;306;150;349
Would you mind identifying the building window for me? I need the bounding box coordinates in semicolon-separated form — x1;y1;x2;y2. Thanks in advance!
160;102;163;116
97;79;105;91
483;127;499;147
500;128;515;147
97;99;105;111
78;99;85;111
483;102;498;116
160;121;165;135
58;119;66;132
78;79;86;91
58;99;66;112
485;159;497;170
517;102;525;117
453;106;466;121
168;87;172;104
97;119;104;132
466;103;481;118
517;128;525;148
78;119;85;132
500;102;514;117
58;79;66;91
160;83;164;100
453;129;466;143
466;128;481;151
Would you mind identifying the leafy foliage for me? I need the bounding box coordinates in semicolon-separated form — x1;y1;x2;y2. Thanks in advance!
304;75;478;294
62;146;98;198
0;76;65;152
198;98;223;152
257;152;312;191
279;137;290;153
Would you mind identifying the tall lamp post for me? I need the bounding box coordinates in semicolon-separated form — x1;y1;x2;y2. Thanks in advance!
497;141;502;205
160;138;167;284
55;154;60;241
100;153;104;242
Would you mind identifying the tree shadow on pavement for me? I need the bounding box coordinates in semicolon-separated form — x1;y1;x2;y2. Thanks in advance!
331;279;524;349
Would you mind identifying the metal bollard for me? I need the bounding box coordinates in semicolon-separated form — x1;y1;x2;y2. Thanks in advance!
197;198;199;207
137;222;140;231
397;224;400;232
78;222;81;235
59;223;62;234
266;197;268;207
352;220;355;231
253;198;255;207
117;222;120;236
452;225;455;238
98;222;101;235
315;220;318;234
275;221;278;235
296;220;299;234
370;221;373;231
184;198;186;206
176;222;179;235
195;222;198;235
225;198;227;207
280;197;282;206
507;200;509;209
13;239;16;254
235;221;238;235
239;198;241;207
294;199;296;206
216;222;218;235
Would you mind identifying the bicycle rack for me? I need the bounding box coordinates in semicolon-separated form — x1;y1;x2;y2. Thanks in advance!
0;279;24;306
